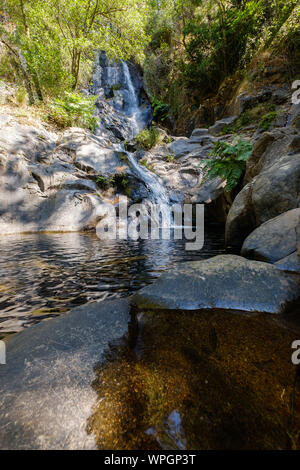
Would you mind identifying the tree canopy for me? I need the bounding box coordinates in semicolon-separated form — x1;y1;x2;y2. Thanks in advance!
0;0;150;99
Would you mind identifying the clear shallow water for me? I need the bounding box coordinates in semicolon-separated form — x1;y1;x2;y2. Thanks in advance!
0;225;225;338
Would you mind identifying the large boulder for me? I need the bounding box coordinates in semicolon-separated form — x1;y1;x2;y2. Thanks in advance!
132;255;300;314
0;120;121;234
168;137;207;158
225;181;256;248
0;299;131;450
75;141;126;176
0;116;57;162
226;152;300;248
241;209;300;263
244;128;298;184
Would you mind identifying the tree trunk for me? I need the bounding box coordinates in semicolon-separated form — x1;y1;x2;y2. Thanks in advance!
0;39;35;104
31;70;43;101
71;49;81;90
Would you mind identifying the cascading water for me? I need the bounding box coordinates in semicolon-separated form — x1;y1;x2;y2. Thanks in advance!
94;52;172;226
126;152;172;228
121;61;143;138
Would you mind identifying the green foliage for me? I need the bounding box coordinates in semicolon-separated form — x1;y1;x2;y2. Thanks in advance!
47;92;97;130
221;103;277;134
110;173;130;191
136;127;162;150
183;1;265;95
111;84;122;92
152;95;169;122
95;175;109;190
201;138;253;192
139;158;154;171
1;0;150;103
15;86;27;105
259;111;278;130
144;0;299;127
95;173;129;191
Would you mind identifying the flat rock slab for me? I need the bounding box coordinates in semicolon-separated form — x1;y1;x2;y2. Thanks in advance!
0;298;131;450
132;255;300;314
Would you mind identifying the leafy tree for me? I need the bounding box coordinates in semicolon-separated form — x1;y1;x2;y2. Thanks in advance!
0;0;150;101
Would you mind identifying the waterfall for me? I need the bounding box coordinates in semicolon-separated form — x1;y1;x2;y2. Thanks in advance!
94;52;172;226
122;61;143;138
126;153;172;228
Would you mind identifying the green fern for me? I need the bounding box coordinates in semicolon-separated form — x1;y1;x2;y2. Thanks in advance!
201;138;253;192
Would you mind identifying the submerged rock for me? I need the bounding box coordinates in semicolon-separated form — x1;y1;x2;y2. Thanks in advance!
132;255;300;314
0;298;131;450
89;308;300;450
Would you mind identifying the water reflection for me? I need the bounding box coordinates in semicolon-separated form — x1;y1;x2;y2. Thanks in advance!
0;224;225;337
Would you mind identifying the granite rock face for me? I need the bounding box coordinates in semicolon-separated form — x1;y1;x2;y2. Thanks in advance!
0;299;131;450
226;126;300;248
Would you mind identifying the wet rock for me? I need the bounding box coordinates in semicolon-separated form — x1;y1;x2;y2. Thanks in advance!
139;143;224;205
132;255;300;314
241;209;300;263
95;99;136;141
0;298;131;450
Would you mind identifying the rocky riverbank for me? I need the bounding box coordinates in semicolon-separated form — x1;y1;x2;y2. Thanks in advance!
0;54;300;450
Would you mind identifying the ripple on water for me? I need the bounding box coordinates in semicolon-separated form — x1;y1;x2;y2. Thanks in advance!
0;226;225;338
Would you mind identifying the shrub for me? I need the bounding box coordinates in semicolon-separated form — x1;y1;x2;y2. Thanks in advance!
136;128;162;150
95;175;109;190
15;86;27;106
152;96;170;122
47;92;97;130
259;112;278;131
111;84;121;92
139;158;154;171
201;138;253;192
96;173;129;191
